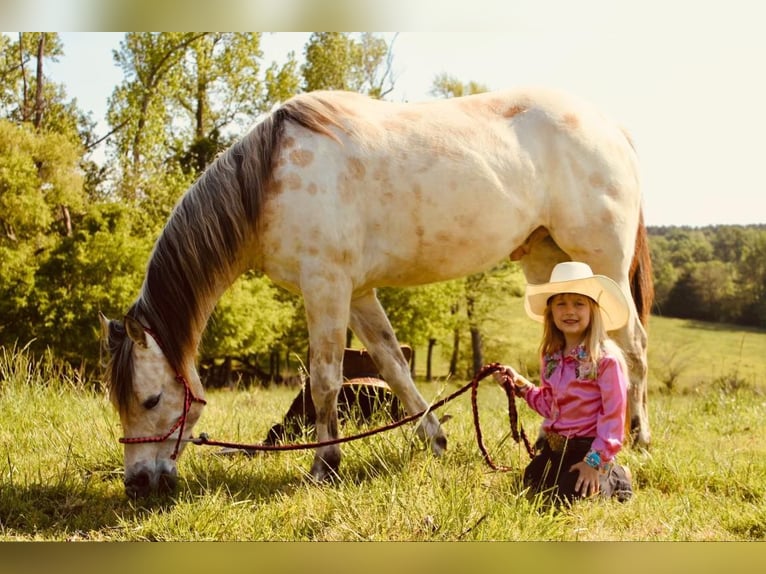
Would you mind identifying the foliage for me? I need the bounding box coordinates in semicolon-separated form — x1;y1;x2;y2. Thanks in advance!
27;202;152;364
430;72;489;98
0;120;87;351
201;272;297;361
0;33;96;148
378;281;464;351
301;32;396;97
649;225;766;327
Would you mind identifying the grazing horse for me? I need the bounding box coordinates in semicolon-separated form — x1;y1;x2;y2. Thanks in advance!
100;87;653;498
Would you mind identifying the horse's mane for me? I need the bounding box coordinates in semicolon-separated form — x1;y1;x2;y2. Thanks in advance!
107;93;344;412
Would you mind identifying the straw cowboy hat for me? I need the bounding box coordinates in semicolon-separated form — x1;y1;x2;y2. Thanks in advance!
524;262;631;331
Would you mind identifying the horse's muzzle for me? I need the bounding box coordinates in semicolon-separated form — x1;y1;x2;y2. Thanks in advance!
124;467;178;498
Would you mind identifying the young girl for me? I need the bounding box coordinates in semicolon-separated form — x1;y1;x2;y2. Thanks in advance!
497;261;633;504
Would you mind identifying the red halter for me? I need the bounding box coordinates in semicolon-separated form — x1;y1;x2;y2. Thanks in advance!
118;323;207;460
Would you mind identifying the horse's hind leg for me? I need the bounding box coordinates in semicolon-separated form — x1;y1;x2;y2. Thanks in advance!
612;315;650;447
349;290;447;455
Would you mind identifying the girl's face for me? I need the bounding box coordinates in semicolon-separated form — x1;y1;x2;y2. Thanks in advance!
549;293;592;344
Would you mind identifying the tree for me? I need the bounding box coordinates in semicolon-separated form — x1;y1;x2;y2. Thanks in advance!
0;33;63;125
199;272;298;385
430;73;489;99
0;33;95;146
107;33;301;199
264;51;301;108
377;280;464;380
661;227;714;267
734;229;766;326
0;120;86;349
648;235;680;314
28;202;152;365
171;33;271;174
107;32;209;195
649;225;766;328
0;33;126;366
690;260;741;323
301;33;396;97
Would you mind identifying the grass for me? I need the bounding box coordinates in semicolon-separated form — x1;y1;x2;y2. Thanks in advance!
1;301;765;541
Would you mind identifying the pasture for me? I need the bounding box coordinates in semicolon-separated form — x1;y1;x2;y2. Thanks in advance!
1;298;765;541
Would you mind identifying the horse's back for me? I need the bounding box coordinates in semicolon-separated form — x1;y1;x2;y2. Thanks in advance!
260;88;641;290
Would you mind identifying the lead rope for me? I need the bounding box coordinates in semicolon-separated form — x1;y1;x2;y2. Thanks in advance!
191;362;536;470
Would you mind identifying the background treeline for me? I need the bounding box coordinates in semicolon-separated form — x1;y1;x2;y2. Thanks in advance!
648;225;766;327
1;33;763;386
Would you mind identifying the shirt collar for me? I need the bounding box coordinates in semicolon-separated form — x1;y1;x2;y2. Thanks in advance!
546;344;588;363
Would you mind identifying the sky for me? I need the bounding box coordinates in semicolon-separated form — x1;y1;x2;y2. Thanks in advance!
29;3;766;227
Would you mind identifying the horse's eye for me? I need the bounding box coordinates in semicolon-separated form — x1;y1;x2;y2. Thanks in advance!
142;394;161;410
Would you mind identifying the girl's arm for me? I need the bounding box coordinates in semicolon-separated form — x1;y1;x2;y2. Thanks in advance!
590;355;629;464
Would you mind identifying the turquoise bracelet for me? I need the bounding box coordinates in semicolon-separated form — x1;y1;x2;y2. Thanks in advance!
584;449;613;473
584;449;601;469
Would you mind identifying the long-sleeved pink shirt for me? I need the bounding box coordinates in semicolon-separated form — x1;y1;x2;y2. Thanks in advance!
524;344;627;462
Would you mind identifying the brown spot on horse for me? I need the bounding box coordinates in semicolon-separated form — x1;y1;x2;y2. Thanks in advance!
290;149;314;167
347;157;366;180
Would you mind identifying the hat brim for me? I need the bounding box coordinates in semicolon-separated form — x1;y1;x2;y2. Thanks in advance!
524;275;631;331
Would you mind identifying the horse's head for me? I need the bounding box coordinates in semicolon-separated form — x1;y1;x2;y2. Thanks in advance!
99;312;206;498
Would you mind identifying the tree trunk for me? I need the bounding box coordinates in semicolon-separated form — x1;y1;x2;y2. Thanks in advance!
426;338;436;382
269;349;281;383
60;205;72;237
466;295;484;376
33;34;45;129
470;325;484;376
18;33;29;122
222;355;232;388
449;327;459;377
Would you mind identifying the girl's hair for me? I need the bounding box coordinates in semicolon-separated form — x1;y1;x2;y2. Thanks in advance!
540;293;629;378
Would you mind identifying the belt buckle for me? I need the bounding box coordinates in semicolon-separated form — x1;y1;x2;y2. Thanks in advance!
546;433;567;452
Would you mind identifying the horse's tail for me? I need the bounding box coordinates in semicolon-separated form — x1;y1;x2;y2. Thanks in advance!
629;209;654;326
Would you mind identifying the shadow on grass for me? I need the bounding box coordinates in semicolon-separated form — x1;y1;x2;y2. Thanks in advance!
180;454;309;502
0;464;308;539
0;478;135;538
679;318;766;334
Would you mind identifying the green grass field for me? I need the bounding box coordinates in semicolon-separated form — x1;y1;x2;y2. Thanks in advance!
1;300;765;541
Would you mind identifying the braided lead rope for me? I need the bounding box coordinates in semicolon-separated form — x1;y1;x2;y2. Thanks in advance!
190;362;536;470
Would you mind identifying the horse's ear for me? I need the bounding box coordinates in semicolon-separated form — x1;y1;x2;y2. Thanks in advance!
98;312;110;339
124;315;148;349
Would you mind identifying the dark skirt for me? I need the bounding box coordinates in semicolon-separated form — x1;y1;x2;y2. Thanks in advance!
523;435;633;504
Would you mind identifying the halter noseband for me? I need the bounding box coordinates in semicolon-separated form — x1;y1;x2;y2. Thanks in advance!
118;322;207;460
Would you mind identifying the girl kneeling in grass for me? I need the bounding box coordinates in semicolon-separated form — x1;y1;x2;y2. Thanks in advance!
497;261;633;504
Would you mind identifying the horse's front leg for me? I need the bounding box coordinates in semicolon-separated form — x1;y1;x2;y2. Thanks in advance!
301;271;352;481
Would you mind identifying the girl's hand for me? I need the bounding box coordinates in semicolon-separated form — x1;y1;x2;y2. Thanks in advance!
570;461;601;497
493;366;533;397
492;365;516;385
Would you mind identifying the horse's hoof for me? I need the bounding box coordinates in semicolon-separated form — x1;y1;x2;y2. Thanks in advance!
309;452;340;482
630;417;651;449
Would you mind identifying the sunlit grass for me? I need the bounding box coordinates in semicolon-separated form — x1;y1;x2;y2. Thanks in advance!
1;305;765;541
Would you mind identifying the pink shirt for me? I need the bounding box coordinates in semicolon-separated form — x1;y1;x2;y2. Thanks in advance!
524;345;627;462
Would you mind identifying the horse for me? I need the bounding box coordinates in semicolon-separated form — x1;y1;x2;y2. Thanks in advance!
100;86;653;498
